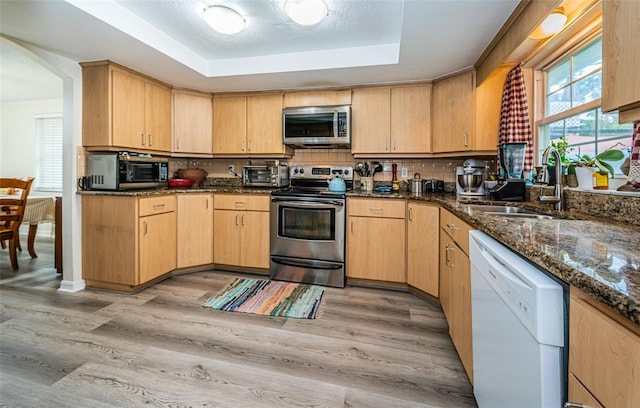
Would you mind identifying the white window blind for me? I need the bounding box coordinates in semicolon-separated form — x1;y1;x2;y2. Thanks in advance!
35;114;63;192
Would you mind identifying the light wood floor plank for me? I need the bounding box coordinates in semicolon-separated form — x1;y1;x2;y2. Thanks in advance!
0;240;476;407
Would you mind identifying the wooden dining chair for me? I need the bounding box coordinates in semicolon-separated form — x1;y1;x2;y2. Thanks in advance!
1;177;34;270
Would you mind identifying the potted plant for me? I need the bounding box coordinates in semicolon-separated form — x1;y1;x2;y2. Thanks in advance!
571;147;625;189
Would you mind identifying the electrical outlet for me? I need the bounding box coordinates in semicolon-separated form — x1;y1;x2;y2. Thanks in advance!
401;166;408;178
228;165;235;174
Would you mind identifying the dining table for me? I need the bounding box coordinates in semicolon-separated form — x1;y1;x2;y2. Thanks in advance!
1;194;62;272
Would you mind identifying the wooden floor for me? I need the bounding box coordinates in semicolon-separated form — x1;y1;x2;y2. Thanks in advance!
1;238;476;407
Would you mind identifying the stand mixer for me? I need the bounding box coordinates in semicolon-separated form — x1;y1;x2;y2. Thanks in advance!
456;159;487;198
490;142;527;201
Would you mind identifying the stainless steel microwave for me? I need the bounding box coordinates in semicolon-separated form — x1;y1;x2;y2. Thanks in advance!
282;105;351;148
86;152;168;190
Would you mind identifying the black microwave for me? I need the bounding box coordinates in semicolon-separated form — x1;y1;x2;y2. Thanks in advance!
282;105;351;148
86;152;169;190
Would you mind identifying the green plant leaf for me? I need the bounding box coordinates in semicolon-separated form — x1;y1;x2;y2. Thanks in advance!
594;158;614;175
597;149;624;161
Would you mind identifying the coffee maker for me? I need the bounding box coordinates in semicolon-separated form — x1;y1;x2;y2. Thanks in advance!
456;159;487;198
490;142;527;201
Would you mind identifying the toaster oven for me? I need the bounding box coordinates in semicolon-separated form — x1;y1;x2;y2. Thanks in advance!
243;161;289;188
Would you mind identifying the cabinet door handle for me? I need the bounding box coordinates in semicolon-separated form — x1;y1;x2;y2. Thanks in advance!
149;134;153;146
176;139;180;150
385;140;389;151
350;221;354;234
563;403;584;408
408;207;413;221
235;214;239;226
234;201;246;207
241;214;245;226
141;133;146;146
445;244;455;267
241;140;246;151
247;140;251;152
392;139;396;151
143;221;148;235
463;133;469;147
153;203;165;209
446;223;458;231
206;198;209;209
369;207;383;212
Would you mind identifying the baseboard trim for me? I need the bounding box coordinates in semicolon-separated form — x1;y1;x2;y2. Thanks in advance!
58;279;86;293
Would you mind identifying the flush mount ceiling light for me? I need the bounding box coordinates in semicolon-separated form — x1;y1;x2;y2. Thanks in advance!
202;5;246;35
530;7;567;40
284;0;328;27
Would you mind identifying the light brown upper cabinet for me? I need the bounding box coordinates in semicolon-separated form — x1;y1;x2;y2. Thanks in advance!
213;93;292;156
432;72;473;153
283;90;351;108
82;61;171;153
602;0;640;123
172;90;213;156
213;95;247;155
247;93;287;155
351;84;431;155
432;68;509;154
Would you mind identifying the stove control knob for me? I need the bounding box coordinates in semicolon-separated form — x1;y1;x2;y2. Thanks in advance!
299;168;305;174
343;169;349;175
293;168;299;174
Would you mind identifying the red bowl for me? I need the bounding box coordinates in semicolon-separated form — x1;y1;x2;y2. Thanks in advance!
167;178;194;188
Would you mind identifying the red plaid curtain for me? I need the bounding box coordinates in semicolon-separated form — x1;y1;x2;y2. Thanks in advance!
625;122;640;187
498;65;533;172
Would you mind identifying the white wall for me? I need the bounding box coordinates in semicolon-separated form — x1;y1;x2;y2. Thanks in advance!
0;99;63;182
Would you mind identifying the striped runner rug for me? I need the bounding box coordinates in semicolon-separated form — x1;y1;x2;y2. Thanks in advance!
203;278;325;319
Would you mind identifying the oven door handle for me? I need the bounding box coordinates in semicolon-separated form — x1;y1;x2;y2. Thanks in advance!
271;198;344;207
271;257;343;270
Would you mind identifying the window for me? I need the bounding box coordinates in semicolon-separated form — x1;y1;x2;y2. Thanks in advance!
35;114;63;192
537;37;632;174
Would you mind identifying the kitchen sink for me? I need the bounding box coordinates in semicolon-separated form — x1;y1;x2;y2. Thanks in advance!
466;204;554;219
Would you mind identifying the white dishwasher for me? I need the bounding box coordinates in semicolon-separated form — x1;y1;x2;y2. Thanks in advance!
469;230;565;408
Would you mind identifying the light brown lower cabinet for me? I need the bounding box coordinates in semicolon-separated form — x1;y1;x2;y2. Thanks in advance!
82;195;176;291
213;194;270;269
407;202;439;297
346;198;406;283
176;193;213;268
568;287;640;407
439;208;473;383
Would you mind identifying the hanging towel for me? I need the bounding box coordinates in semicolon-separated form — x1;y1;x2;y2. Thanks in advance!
499;64;533;172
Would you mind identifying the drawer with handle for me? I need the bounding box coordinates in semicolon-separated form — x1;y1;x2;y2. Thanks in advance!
139;195;175;216
440;208;472;255
214;194;270;211
347;198;405;218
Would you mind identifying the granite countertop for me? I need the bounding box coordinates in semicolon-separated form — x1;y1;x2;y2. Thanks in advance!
79;187;640;325
347;190;640;325
77;186;277;196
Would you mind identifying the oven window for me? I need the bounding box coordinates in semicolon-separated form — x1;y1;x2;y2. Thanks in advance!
279;205;335;240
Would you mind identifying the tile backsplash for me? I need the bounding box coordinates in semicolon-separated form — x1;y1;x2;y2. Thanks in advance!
168;149;494;184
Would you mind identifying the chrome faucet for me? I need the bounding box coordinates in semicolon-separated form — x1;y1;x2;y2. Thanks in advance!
538;146;564;211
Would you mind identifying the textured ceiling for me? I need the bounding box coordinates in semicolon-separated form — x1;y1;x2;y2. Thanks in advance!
0;0;521;102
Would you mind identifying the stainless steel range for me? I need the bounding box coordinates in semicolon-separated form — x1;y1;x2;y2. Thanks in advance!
270;165;353;288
